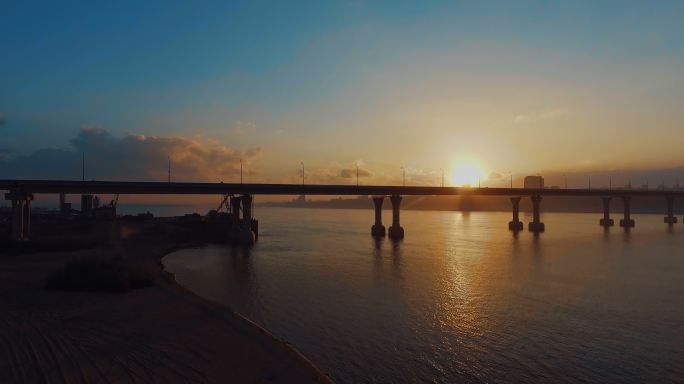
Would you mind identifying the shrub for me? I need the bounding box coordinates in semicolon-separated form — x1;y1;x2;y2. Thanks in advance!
0;238;99;255
45;257;154;293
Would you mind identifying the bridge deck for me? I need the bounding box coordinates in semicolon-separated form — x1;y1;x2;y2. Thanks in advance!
2;180;683;197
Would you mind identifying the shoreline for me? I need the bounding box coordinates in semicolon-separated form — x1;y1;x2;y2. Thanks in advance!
156;245;334;384
0;223;334;383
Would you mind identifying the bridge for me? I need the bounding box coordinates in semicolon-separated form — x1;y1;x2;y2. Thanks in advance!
3;179;684;242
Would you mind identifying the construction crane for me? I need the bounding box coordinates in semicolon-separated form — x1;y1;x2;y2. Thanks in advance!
217;194;231;212
108;194;119;209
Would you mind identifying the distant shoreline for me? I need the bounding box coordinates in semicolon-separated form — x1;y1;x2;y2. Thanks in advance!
253;191;684;215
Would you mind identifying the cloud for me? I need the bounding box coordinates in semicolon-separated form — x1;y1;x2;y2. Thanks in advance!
0;127;260;181
0;113;6;127
244;147;261;157
488;172;502;180
290;163;374;184
339;168;372;179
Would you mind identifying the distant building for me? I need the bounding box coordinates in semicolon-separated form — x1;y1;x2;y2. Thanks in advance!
524;176;544;189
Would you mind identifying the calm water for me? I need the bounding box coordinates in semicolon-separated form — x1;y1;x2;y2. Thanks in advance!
163;208;684;383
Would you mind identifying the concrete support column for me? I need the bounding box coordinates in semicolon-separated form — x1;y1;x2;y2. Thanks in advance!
80;194;94;216
508;197;523;231
59;192;66;215
5;190;34;241
241;194;253;224
664;196;678;225
619;196;635;228
22;200;31;239
600;197;614;227
371;196;386;237
528;195;545;232
230;196;241;228
237;194;255;245
388;194;404;240
11;200;24;240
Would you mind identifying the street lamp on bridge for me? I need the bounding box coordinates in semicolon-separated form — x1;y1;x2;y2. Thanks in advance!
400;166;406;187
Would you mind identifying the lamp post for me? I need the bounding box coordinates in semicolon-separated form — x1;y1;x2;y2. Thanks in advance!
240;159;243;184
300;162;305;186
400;166;405;187
356;163;359;187
564;174;567;190
440;168;444;187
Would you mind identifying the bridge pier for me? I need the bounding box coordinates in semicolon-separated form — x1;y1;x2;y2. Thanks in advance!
237;194;256;245
371;196;386;237
619;196;635;228
528;195;545;232
664;196;678;225
600;197;614;227
508;197;523;231
230;196;241;228
5;190;34;241
388;194;404;240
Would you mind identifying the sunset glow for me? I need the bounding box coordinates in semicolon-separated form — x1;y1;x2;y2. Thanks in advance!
1;3;683;384
450;162;486;187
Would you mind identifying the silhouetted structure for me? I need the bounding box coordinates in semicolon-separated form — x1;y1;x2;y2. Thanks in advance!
600;197;614;227
3;179;684;241
619;196;635;228
664;196;678;225
528;195;545;232
508;197;523;231
388;194;404;240
371;196;386;237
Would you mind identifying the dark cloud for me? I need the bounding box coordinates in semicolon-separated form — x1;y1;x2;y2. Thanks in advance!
0;113;6;127
0;147;15;161
0;127;260;181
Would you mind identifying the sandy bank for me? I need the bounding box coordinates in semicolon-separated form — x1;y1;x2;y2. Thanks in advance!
0;226;333;383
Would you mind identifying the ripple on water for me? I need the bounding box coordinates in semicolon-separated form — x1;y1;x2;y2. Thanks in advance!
163;209;684;384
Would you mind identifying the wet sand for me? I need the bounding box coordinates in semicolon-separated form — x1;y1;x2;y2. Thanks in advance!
0;229;333;383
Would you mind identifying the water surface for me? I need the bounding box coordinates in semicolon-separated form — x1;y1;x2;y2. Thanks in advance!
164;208;684;383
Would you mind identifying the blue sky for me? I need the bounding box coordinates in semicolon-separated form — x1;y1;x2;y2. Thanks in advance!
2;1;684;186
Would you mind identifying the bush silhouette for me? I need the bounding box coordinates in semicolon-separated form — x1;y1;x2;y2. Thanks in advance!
46;257;154;293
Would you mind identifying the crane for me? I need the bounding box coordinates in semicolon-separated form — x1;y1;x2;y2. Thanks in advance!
217;194;231;212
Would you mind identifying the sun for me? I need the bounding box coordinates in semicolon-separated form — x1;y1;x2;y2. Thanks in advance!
451;162;485;187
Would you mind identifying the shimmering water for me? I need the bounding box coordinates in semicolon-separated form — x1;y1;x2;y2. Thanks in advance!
163;208;684;383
